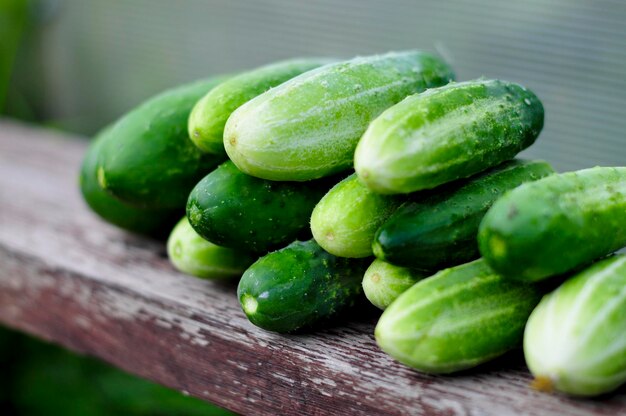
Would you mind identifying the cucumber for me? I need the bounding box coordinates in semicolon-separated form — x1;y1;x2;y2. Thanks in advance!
355;79;544;194
187;161;332;253
188;58;331;155
96;75;230;209
362;259;426;310
311;173;404;258
224;50;454;181
373;159;554;271
167;217;256;279
237;240;369;333
479;167;626;282
80;132;175;235
524;255;626;396
375;259;542;374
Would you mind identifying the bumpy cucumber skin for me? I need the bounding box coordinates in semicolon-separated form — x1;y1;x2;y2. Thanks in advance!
224;50;454;181
311;173;404;258
97;76;229;209
189;59;331;155
375;259;542;374
80;133;175;235
479;167;626;282
373;159;554;271
362;259;426;310
167;217;256;279
237;240;369;333
524;255;626;396
187;161;331;253
355;79;544;194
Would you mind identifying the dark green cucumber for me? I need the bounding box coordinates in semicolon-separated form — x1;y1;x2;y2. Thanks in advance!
373;159;554;271
167;217;256;279
224;50;454;181
187;161;333;253
355;79;544;194
96;75;230;209
237;240;369;333
311;173;405;258
375;259;542;373
80;132;175;235
189;58;331;155
479;166;626;282
362;259;426;310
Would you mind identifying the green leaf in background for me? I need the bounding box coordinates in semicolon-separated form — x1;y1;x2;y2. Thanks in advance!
0;0;28;113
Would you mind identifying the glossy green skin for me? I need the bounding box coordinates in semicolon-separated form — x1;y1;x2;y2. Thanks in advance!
167;217;256;279
187;161;332;253
374;159;554;271
189;59;331;155
362;259;426;310
224;50;454;181
311;173;404;258
80;133;175;235
376;259;542;374
237;240;369;333
524;255;626;396
97;76;229;209
479;167;626;282
355;79;544;194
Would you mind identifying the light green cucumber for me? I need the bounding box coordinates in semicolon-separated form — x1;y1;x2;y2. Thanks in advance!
375;259;542;374
524;255;626;396
355;79;544;194
362;259;426;310
167;217;256;279
224;50;454;181
311;173;405;258
188;58;331;155
479;166;626;282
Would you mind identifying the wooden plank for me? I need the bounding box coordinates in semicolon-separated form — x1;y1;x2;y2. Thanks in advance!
0;119;625;415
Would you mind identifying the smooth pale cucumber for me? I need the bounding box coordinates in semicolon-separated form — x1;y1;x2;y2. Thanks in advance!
80;132;175;235
97;76;230;209
355;79;544;194
237;240;369;333
375;259;542;374
188;58;331;155
479;167;626;282
224;50;454;181
167;217;256;279
311;173;404;258
187;161;332;253
362;259;426;310
524;255;626;396
373;159;554;271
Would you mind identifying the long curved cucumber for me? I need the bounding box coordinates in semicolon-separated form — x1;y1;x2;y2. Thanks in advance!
355;79;544;194
479;166;626;282
224;50;454;181
188;58;332;155
362;259;426;310
373;159;554;271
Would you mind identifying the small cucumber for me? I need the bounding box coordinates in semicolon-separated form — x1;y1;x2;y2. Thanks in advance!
188;58;331;155
224;50;454;181
80;132;175;235
524;255;626;396
97;76;229;209
362;259;426;310
167;217;256;279
187;161;332;253
479;167;626;282
311;173;405;258
373;159;554;271
237;240;369;333
375;259;542;374
355;79;544;194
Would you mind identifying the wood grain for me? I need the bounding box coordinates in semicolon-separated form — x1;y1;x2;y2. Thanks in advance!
0;119;625;415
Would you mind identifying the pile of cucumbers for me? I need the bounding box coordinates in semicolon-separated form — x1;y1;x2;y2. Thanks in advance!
80;50;626;398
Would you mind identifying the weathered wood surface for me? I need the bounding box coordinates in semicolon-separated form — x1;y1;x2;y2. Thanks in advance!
0;119;625;416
